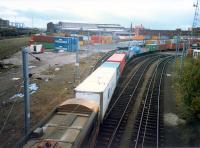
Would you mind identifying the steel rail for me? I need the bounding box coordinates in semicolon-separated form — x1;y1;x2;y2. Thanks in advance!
134;56;173;148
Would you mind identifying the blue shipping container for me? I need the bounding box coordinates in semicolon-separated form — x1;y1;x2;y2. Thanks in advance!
101;62;120;82
54;36;79;52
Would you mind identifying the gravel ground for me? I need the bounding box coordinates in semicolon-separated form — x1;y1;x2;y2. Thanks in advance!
163;60;186;147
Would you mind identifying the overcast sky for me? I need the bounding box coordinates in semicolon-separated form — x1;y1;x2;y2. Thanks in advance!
0;0;196;30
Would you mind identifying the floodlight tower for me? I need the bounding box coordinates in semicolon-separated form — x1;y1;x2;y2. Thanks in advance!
192;0;199;37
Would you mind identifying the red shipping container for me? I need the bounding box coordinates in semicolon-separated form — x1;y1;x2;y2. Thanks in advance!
107;53;126;73
91;35;102;44
31;35;54;43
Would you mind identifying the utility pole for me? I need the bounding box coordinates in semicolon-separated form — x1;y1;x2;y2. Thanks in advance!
180;42;185;76
22;47;30;135
175;36;179;58
87;31;89;63
129;22;132;48
74;38;80;86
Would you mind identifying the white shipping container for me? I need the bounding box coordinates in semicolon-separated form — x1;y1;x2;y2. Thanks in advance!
83;36;89;41
75;67;117;121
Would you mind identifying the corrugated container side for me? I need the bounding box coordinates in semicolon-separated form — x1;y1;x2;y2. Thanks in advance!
152;35;158;40
54;37;78;52
107;53;126;73
75;67;117;121
133;35;145;40
100;62;120;82
145;44;158;51
34;42;54;49
31;35;54;43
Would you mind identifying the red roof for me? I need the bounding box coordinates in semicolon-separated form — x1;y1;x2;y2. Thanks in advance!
107;53;126;62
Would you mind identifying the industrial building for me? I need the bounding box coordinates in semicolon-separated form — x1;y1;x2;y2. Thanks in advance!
47;22;126;35
0;18;25;29
0;18;9;28
135;25;192;37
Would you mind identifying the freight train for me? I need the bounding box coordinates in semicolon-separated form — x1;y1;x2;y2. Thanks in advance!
19;43;178;147
18;52;127;148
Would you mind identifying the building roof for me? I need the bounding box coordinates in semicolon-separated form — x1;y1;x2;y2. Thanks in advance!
54;21;126;32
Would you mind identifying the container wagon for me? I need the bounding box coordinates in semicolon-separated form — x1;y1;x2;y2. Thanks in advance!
107;53;126;74
75;67;117;121
21;98;99;148
101;62;120;81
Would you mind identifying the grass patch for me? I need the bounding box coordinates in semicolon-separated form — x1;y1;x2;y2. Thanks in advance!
0;37;29;60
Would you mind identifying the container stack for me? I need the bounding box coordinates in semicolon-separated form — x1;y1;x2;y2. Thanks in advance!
54;36;78;52
102;36;113;44
30;35;54;49
91;35;102;44
91;35;113;44
133;35;145;40
78;35;91;46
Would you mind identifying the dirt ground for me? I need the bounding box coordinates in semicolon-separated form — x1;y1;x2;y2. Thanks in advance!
0;50;104;147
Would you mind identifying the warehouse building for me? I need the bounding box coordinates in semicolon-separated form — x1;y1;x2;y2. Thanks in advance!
47;21;126;35
0;18;9;28
134;25;192;37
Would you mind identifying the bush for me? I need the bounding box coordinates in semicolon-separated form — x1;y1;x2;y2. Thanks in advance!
174;56;200;121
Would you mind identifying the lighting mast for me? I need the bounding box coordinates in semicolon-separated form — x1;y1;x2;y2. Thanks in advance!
192;0;199;37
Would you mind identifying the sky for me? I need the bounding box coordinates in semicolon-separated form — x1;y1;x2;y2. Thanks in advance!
0;0;196;30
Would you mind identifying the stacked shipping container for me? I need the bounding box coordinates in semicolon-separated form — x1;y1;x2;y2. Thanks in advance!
30;35;54;49
91;35;112;44
54;37;79;52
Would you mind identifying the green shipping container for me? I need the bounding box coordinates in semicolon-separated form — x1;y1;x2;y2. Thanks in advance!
145;44;158;51
35;42;54;49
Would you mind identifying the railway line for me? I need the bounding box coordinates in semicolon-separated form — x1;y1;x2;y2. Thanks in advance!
92;50;115;72
95;54;167;147
131;56;174;148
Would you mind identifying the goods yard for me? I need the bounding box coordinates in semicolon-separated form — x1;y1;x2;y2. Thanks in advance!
1;6;200;146
1;34;200;147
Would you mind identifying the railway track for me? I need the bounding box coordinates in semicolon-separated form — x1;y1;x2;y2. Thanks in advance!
108;54;160;113
114;53;158;95
131;56;174;148
92;50;115;72
95;54;165;148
